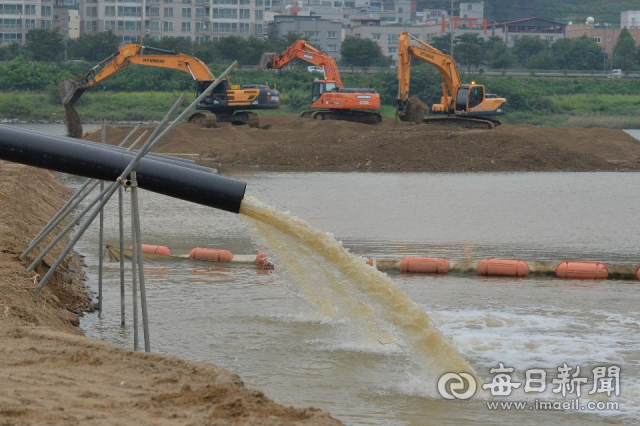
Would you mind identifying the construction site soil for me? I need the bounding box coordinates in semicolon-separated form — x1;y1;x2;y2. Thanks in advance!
84;114;640;172
0;162;341;425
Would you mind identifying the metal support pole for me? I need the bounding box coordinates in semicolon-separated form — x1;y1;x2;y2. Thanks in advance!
98;119;106;313
130;171;150;352
26;131;149;274
130;207;139;351
32;60;237;292
20;125;141;260
119;185;125;327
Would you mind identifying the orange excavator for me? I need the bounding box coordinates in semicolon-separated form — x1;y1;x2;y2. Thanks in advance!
259;40;382;124
60;44;280;129
397;32;506;129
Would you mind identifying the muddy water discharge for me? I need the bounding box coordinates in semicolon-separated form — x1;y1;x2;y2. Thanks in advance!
240;196;477;380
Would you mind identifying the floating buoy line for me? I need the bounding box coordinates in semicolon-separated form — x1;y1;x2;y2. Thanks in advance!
107;245;640;281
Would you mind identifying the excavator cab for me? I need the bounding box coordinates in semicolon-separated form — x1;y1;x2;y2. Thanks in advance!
195;79;229;109
311;80;338;102
455;84;484;114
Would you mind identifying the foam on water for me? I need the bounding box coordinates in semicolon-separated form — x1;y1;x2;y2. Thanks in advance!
240;195;477;380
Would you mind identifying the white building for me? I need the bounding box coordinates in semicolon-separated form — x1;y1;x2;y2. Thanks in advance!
78;0;266;44
459;1;483;19
621;11;640;29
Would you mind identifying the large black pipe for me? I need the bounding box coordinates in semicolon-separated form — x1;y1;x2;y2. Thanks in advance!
0;125;246;213
12;126;214;173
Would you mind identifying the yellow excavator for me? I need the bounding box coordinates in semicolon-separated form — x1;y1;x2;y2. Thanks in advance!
60;44;280;134
397;32;506;129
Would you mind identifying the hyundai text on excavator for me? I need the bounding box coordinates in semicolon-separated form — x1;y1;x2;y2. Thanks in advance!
259;40;382;124
397;32;506;129
59;44;280;135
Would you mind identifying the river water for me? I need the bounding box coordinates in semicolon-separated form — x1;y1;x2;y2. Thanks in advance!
15;124;640;425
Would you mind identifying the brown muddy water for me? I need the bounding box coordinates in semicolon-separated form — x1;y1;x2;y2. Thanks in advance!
16;124;640;425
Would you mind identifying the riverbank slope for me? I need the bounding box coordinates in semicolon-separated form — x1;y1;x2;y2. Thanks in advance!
0;162;341;425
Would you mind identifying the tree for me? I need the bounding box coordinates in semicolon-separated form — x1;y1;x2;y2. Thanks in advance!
67;31;120;62
551;35;603;71
485;36;515;69
0;43;20;61
191;40;219;64
453;33;486;72
145;36;194;55
512;35;549;66
430;34;451;55
340;37;389;67
24;29;64;62
613;27;637;71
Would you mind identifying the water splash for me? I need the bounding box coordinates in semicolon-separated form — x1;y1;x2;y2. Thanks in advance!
240;195;477;379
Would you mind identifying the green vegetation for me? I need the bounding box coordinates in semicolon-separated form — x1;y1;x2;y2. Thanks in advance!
1;55;639;128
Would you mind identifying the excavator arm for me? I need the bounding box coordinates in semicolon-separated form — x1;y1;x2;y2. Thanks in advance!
397;32;462;113
60;44;216;106
259;40;343;88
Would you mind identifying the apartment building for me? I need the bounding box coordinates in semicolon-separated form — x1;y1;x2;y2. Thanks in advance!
54;5;79;39
267;14;342;58
78;0;266;43
346;18;440;57
0;0;54;44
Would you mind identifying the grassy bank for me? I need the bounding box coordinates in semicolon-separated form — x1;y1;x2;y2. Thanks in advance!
1;90;638;128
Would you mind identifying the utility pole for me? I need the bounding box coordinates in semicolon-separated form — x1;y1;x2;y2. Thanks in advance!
140;0;146;43
450;0;454;57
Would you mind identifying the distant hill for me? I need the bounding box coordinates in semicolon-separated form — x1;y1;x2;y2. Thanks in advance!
418;0;638;26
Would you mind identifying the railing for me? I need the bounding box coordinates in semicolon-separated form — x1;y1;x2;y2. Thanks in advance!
237;65;640;78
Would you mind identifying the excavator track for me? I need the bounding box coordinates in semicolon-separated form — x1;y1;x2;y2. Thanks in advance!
421;116;501;129
188;112;217;128
244;112;260;128
302;110;382;125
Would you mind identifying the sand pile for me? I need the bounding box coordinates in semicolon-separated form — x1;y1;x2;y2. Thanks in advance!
84;114;640;172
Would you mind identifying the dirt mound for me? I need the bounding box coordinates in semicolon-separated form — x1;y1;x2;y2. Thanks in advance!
84;114;640;172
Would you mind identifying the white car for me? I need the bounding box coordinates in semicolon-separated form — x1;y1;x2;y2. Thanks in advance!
608;69;623;78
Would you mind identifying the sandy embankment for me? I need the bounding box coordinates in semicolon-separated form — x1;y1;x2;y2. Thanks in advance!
84;115;640;172
0;162;341;425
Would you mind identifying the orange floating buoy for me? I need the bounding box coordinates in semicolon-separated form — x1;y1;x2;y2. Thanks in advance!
254;252;271;266
477;258;529;277
189;247;233;262
365;258;374;267
399;257;450;274
129;244;170;256
635;266;640;281
556;261;608;280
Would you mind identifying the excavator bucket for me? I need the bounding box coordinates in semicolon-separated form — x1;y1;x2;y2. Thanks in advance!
258;53;277;70
400;96;429;123
59;78;87;106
